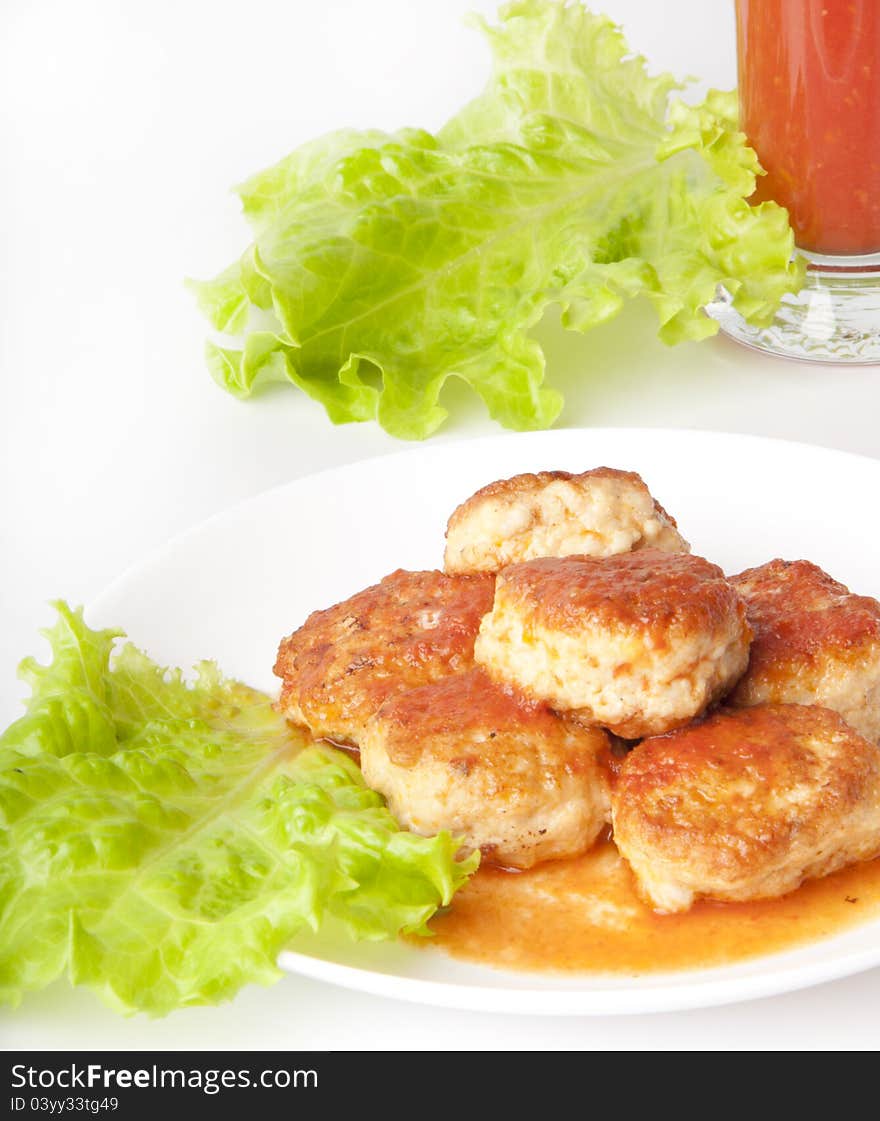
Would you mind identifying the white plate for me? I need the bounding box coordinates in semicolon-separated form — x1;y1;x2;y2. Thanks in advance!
90;428;880;1016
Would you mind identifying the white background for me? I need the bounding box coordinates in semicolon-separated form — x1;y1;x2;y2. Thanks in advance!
2;0;879;1050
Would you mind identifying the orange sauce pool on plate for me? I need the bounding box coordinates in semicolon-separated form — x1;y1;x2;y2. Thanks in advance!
426;841;880;974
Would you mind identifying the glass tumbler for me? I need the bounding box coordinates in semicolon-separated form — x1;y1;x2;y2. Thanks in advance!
710;0;880;362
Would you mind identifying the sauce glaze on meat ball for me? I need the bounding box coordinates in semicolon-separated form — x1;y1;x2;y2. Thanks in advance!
359;669;611;869
274;569;494;745
729;559;880;743
444;467;689;575
612;704;880;913
474;550;751;738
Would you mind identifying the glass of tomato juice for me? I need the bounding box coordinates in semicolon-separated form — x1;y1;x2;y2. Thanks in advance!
714;0;880;362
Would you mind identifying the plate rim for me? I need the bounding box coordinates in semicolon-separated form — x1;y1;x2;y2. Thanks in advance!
275;937;880;1017
89;425;880;615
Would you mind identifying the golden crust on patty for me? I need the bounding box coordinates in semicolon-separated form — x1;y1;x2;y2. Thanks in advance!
729;559;880;742
612;704;880;913
444;467;689;575
474;550;751;738
274;569;494;745
360;669;611;869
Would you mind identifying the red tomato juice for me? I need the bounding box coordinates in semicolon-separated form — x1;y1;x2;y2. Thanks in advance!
737;0;880;255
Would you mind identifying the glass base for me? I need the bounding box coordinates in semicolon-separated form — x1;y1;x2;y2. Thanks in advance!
707;251;880;364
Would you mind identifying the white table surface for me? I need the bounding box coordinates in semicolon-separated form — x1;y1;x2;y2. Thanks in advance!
2;0;879;1051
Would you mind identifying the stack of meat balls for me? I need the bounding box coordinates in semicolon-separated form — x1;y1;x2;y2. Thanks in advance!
275;467;880;913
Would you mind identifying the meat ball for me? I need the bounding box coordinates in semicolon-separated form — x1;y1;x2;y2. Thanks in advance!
359;669;611;869
444;467;689;575
612;704;880;913
274;569;494;745
474;550;751;738
729;559;880;743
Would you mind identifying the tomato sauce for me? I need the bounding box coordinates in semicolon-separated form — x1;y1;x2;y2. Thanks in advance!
737;0;880;255
427;841;880;975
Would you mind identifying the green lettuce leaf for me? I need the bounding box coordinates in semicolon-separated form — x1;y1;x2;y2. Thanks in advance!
191;0;803;440
0;604;476;1015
